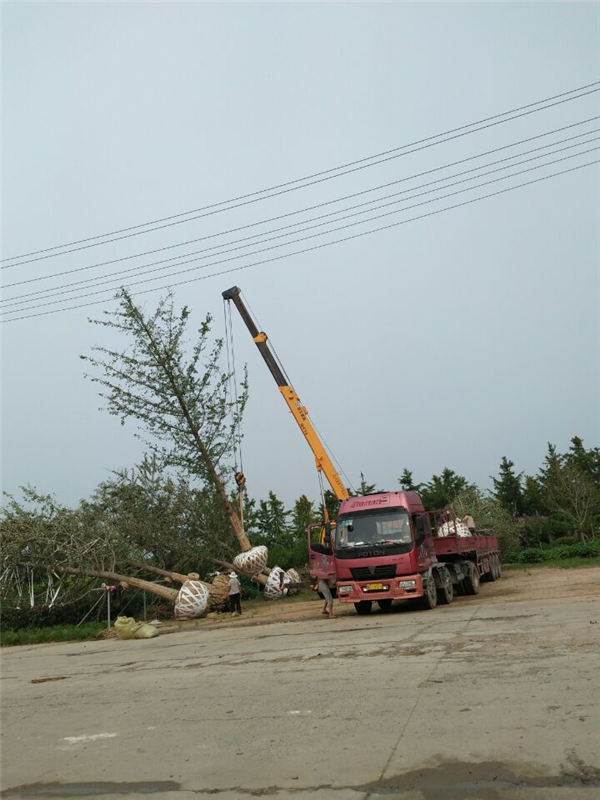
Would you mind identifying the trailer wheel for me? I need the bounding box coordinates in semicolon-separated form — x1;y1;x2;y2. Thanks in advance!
486;555;497;582
421;577;438;610
377;599;393;612
494;554;502;579
463;563;480;595
437;572;454;605
354;601;372;615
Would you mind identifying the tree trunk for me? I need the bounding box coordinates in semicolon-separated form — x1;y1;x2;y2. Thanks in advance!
128;560;209;587
47;565;179;602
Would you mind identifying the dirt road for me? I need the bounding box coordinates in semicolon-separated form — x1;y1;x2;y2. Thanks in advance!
1;567;598;799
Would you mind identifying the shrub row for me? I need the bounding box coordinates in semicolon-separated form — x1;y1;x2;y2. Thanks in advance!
514;540;600;563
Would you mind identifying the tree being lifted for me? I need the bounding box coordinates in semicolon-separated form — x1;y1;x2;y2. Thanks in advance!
78;288;297;615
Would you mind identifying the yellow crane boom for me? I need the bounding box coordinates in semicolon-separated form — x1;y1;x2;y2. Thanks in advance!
222;286;349;502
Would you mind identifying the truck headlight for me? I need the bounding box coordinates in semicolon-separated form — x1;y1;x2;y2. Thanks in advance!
338;585;353;594
399;580;417;589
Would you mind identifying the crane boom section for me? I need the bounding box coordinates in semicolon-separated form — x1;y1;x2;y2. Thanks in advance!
278;385;349;501
223;286;350;502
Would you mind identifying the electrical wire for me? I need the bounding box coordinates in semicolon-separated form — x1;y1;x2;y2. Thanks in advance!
3;145;598;315
3;158;596;324
5;116;599;292
3;81;599;266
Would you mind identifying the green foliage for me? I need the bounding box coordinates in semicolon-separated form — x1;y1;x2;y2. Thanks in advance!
513;541;600;564
420;468;474;510
398;469;422;492
90;457;237;572
255;491;291;547
81;289;248;535
450;486;521;559
318;489;340;523
356;472;378;495
491;457;524;516
1;622;105;647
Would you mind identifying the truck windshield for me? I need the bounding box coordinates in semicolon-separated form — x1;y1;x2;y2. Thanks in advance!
335;509;412;551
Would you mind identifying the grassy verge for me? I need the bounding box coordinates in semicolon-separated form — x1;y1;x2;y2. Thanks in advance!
503;556;600;570
1;621;106;647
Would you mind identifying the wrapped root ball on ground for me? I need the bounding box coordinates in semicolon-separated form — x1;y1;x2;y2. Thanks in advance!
284;568;301;595
233;545;268;576
174;580;210;619
208;573;230;611
264;566;286;600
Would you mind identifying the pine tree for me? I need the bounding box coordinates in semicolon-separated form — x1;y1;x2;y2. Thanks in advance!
420;468;473;510
357;472;378;495
398;469;421;492
491;457;524;516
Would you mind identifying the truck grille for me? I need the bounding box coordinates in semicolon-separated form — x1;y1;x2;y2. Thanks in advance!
350;565;397;581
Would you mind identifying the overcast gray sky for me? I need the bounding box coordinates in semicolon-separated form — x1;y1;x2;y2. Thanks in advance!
2;1;599;511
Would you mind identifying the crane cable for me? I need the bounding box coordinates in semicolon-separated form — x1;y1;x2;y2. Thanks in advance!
223;298;245;486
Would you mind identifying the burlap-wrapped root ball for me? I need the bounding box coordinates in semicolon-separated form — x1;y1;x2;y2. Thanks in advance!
233;545;269;576
174;580;210;619
208;573;230;611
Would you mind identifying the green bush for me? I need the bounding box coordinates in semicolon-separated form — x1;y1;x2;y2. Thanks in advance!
553;536;578;546
514;540;600;563
1;621;106;646
516;548;546;563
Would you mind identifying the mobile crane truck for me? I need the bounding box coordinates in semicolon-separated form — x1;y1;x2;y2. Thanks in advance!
223;286;501;614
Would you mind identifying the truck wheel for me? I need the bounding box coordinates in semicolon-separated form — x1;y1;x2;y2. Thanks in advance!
377;599;393;612
463;563;480;595
494;555;502;579
421;577;438;610
486;555;497;582
437;573;454;605
354;601;372;615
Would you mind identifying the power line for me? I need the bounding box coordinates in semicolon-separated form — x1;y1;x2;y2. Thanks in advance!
3;138;598;310
4;145;598;313
4;117;599;293
3;81;599;266
3;158;597;323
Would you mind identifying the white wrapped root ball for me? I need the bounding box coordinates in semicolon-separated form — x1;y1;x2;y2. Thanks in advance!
174;580;210;619
264;566;285;600
284;568;301;595
233;545;269;576
437;521;472;538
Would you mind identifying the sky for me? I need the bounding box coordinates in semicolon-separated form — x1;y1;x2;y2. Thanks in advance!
2;1;599;512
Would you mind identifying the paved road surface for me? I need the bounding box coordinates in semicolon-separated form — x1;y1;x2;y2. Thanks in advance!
1;569;598;799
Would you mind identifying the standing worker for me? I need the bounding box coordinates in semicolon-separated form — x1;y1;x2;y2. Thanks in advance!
229;571;242;616
318;577;335;619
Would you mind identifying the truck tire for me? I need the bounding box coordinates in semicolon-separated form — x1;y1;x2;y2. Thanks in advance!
354;601;372;615
463;563;480;595
437;572;454;605
377;599;393;612
421;577;438;610
494;554;502;579
485;555;497;582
